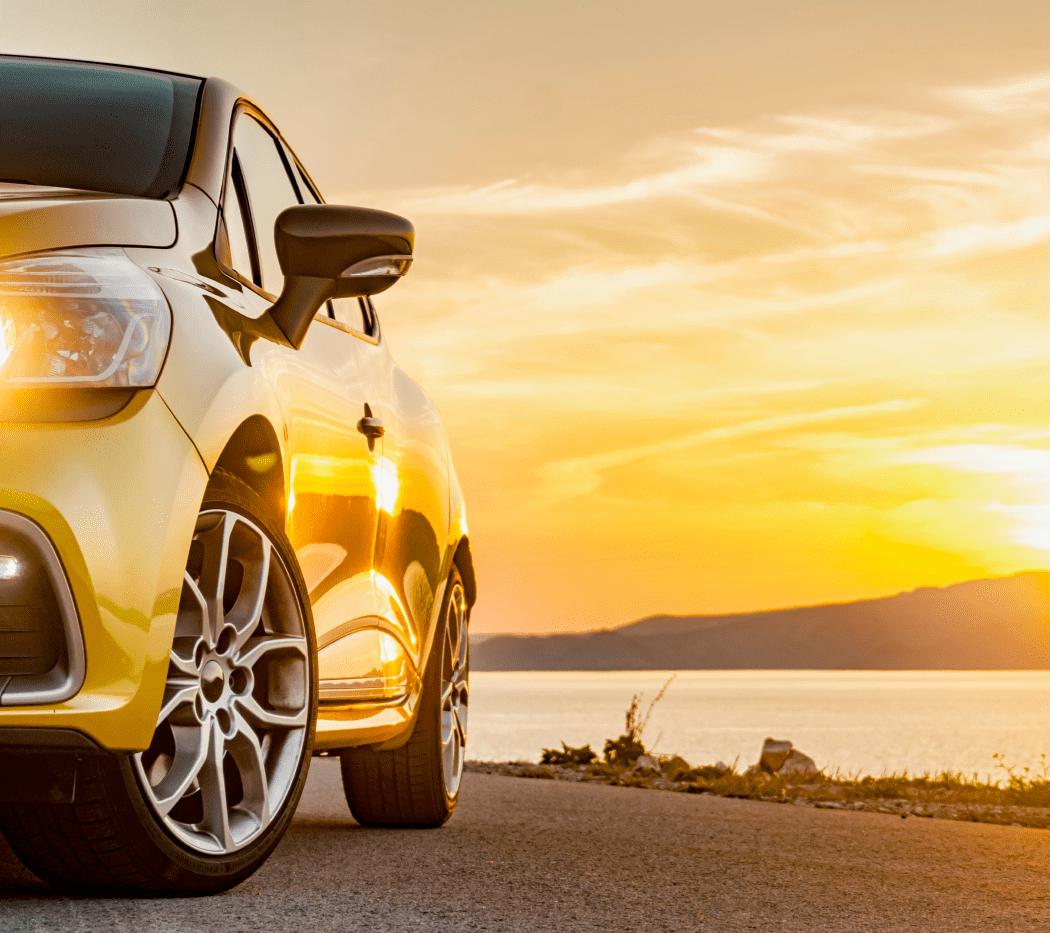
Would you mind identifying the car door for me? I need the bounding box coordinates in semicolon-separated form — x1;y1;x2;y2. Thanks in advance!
218;110;384;684
286;163;420;700
343;295;452;672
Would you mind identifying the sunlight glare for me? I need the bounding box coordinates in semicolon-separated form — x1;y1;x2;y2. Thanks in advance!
372;456;400;516
0;310;15;375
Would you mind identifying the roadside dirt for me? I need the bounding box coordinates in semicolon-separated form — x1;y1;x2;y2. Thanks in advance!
468;760;1050;830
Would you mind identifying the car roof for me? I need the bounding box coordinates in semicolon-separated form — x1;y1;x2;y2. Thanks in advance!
0;52;206;83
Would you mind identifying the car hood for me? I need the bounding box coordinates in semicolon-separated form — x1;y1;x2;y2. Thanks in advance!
0;184;177;259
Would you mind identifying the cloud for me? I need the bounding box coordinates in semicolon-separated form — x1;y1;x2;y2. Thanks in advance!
374;66;1050;321
375;67;1050;614
397;110;950;219
893;442;1050;554
708;112;951;153
538;399;927;502
897;444;1050;486
402;146;770;215
926;214;1050;258
988;502;1050;551
952;72;1050;113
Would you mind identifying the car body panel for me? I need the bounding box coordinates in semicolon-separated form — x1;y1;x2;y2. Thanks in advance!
182;77;241;206
0;390;206;750
0;186;176;257
0;69;474;757
283;318;381;633
365;349;455;693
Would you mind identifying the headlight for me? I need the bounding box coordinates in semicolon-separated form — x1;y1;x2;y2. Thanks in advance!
0;248;171;388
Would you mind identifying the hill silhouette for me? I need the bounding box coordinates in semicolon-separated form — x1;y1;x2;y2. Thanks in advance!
471;572;1050;670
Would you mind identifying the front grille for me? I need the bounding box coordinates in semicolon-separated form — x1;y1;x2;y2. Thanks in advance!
0;606;60;676
0;512;84;705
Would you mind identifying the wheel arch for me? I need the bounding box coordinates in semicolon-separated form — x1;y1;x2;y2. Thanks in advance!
452;536;477;610
208;415;286;528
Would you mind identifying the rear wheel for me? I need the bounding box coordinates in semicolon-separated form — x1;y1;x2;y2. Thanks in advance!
0;471;317;894
340;565;468;827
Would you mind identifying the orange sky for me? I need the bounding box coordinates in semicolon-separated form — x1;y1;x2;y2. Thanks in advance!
6;1;1050;632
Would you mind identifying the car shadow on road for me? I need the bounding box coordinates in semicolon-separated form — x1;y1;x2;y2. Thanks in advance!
0;832;48;896
286;819;429;835
0;814;380;899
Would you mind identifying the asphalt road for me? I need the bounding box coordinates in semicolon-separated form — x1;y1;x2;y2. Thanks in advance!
1;759;1049;932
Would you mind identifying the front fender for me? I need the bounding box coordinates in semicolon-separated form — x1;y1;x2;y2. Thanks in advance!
0;391;207;751
146;277;289;486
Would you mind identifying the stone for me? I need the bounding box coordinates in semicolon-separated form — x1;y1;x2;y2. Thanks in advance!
759;737;794;773
630;755;661;773
779;749;819;776
661;755;691;779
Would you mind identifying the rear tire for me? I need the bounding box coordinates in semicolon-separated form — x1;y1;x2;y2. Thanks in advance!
0;470;317;895
340;565;468;827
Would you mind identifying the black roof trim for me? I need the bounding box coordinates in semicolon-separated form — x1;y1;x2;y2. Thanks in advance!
0;52;205;83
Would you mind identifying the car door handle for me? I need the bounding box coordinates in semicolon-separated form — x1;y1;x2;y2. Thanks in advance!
357;403;385;441
357;416;385;438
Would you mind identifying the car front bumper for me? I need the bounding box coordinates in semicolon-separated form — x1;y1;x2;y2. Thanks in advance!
0;390;207;751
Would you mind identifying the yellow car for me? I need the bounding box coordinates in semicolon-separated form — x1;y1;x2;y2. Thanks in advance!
0;55;475;894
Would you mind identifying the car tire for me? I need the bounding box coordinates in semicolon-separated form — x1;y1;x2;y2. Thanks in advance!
0;469;317;895
340;565;468;828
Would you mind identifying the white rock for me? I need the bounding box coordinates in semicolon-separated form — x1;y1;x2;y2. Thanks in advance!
630;755;661;773
779;749;819;776
759;738;794;773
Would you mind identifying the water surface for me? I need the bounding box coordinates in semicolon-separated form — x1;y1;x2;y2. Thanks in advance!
468;670;1050;780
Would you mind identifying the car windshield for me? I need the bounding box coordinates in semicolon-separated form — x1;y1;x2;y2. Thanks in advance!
0;57;202;199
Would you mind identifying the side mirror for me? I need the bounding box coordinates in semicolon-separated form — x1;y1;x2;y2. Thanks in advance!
268;205;414;348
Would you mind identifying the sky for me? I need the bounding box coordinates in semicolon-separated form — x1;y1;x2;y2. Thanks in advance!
5;1;1050;633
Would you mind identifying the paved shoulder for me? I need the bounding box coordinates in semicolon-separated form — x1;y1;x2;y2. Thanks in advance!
1;761;1049;931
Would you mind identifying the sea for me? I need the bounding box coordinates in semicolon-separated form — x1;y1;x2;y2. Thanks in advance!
466;670;1050;781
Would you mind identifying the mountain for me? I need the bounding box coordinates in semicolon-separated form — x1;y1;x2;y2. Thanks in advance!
471;572;1050;671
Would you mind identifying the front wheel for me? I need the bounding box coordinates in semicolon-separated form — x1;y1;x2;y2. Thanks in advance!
0;470;317;894
340;565;468;827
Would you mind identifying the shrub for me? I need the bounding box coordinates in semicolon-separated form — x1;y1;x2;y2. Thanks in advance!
603;734;647;767
603;674;677;767
541;742;598;766
679;765;731;782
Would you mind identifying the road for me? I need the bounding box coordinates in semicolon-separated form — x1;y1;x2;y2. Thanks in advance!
1;759;1049;931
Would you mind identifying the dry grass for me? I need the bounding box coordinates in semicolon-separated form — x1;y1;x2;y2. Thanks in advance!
683;766;1050;809
466;753;1050;829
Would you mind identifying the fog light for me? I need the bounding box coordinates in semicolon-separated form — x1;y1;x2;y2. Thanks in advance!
0;556;18;580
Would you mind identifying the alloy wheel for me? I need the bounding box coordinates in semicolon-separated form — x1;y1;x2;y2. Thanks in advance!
133;509;310;855
440;581;468;798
